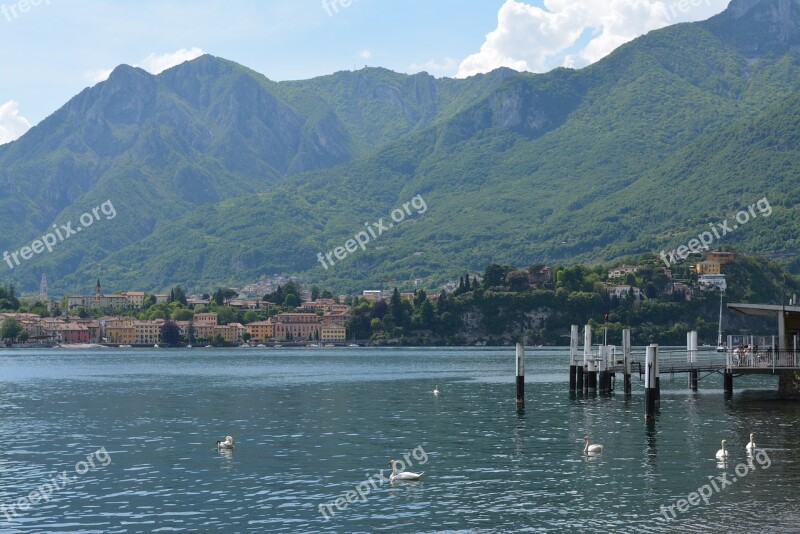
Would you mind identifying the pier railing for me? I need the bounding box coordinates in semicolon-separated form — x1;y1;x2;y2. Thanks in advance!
616;348;800;373
727;348;800;370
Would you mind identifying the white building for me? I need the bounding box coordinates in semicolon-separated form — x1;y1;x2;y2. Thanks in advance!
698;274;727;291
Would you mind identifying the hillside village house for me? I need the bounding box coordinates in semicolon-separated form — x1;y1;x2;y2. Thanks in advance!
607;285;643;300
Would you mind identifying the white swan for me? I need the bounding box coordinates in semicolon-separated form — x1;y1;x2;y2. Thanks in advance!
217;435;234;450
716;439;728;459
388;460;423;481
583;436;603;454
746;433;756;453
433;385;439;396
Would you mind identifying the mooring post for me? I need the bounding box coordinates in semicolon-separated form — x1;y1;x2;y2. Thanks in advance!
645;344;657;420
598;345;608;394
582;325;591;393
688;331;698;391
622;329;632;396
516;341;525;406
652;343;660;402
724;370;733;396
569;325;578;392
585;325;597;393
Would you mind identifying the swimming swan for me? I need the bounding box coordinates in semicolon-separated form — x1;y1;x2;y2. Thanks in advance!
388;460;423;481
716;439;728;459
217;435;234;450
433;385;439;396
746;433;756;453
583;436;603;454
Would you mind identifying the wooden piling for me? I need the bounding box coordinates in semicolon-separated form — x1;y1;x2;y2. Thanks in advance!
622;329;632;396
724;370;733;396
688;331;698;391
583;325;591;393
645;344;658;420
598;345;608;394
569;325;578;392
516;342;525;406
584;325;597;393
652;343;660;402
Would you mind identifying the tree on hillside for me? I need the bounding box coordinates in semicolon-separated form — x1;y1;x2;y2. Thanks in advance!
506;270;531;292
0;285;19;310
170;286;188;306
483;264;512;289
311;286;321;301
172;308;193;321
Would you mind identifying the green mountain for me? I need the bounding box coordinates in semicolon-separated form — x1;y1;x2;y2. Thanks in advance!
2;0;800;295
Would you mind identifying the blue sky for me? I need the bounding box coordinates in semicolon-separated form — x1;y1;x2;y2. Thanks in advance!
0;0;730;143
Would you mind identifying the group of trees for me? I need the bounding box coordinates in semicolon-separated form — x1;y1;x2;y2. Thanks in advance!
340;254;793;345
0;284;20;311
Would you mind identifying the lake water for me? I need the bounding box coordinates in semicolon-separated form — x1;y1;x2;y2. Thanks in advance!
0;347;798;533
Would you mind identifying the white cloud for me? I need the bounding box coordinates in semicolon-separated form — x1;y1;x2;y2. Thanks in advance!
137;47;205;75
359;50;372;59
85;68;114;85
0;101;32;145
409;58;458;76
84;47;205;84
457;0;729;78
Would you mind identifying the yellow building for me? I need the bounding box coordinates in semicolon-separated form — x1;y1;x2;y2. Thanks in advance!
213;324;242;343
696;260;721;275
133;321;161;345
194;313;218;325
321;326;346;342
706;251;735;265
246;320;274;342
107;325;135;344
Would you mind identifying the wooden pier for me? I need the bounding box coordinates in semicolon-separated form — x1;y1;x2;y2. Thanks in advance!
570;324;800;398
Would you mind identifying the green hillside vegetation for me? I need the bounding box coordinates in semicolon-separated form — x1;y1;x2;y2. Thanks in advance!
1;1;799;297
348;254;797;346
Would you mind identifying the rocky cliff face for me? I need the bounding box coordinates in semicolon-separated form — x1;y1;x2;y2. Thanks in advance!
712;0;800;55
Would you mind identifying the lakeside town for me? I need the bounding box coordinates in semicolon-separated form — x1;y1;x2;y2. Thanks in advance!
0;250;757;348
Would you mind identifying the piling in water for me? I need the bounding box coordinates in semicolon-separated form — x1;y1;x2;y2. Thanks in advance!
687;331;698;391
653;343;660;402
622;329;632;396
516;342;525;406
645;344;658;420
598;345;608;394
583;325;591;393
569;325;578;392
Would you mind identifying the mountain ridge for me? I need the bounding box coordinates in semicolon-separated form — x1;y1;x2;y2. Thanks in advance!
3;0;800;294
